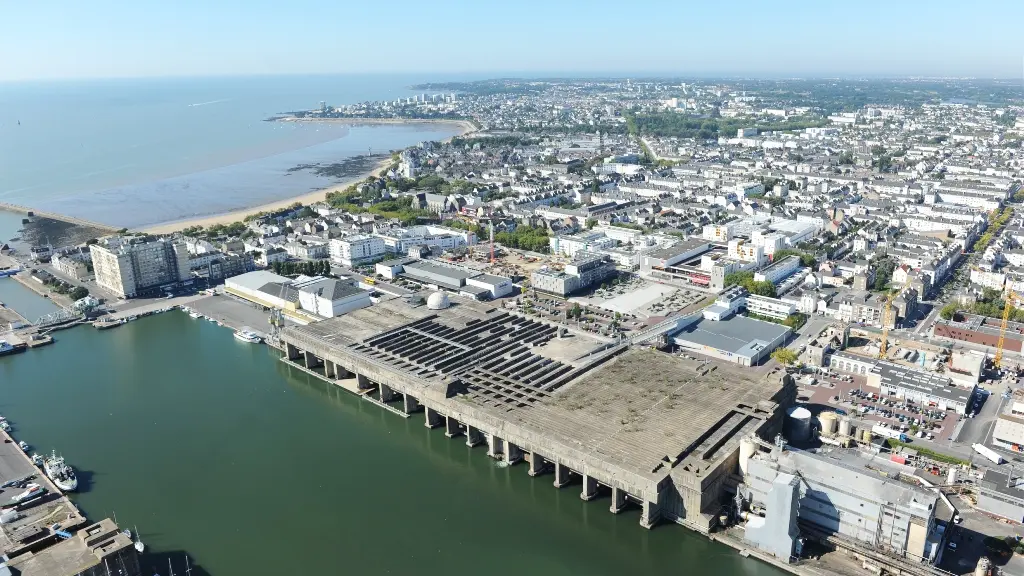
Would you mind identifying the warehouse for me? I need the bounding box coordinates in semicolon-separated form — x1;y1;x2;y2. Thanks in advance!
866;361;975;414
224;270;298;310
669;312;790;366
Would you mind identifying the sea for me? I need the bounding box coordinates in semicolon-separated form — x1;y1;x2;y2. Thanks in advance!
0;75;471;229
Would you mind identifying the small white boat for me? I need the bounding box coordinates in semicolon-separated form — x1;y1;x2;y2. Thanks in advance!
0;421;10;432
233;329;261;344
31;453;43;466
18;441;29;452
188;311;201;319
134;525;145;553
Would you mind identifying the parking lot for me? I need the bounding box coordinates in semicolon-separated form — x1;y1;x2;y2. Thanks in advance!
798;371;971;445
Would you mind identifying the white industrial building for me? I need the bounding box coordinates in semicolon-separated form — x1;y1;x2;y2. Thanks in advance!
294;277;372;318
867;361;975;414
742;445;945;563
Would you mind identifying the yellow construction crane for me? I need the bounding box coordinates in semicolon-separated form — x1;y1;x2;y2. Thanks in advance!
995;289;1021;368
879;291;897;359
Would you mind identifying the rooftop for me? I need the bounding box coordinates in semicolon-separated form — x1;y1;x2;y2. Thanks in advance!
670;314;791;357
871;361;974;405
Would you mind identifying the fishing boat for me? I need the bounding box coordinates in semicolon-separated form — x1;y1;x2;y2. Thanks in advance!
0;341;27;357
233;329;261;344
17;441;29;452
0;420;10;432
43;451;77;492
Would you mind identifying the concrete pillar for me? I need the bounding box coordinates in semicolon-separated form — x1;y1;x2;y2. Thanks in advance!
445;416;461;438
640;499;661;529
303;351;317;369
335;365;351;379
379;383;396;403
486;434;504;459
506;442;523;465
553;462;570;488
581;474;598;501
286;343;300;360
610;487;626;514
528;452;546;476
324;360;336;379
424;407;442;429
465;425;483;447
403;394;420;414
356;374;371;390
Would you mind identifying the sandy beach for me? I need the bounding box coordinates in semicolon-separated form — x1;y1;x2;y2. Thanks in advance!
139;118;476;235
139;159;391;234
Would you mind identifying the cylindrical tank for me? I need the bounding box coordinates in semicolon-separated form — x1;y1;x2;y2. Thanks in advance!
948;467;959;486
975;556;991;576
787;406;812;443
739;436;756;475
818;412;838;437
838;417;852;438
861;429;873;444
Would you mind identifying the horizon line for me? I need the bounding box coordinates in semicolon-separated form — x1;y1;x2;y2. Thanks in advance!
2;70;1023;84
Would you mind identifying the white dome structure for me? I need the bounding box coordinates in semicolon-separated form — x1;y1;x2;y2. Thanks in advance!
426;291;450;310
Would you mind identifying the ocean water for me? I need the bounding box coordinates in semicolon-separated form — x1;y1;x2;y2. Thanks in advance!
0;75;469;228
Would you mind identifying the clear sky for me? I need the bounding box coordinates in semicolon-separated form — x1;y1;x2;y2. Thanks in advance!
3;0;1022;81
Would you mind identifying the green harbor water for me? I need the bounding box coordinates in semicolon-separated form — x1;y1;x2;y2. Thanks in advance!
0;306;787;576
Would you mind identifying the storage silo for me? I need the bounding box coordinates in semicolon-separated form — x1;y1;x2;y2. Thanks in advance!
739;436;757;475
838;417;852;438
861;429;873;444
818;412;838;437
786;406;812;443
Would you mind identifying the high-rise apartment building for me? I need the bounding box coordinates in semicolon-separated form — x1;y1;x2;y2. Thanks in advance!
91;237;190;298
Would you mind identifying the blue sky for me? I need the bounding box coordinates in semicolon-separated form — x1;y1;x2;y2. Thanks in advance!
2;0;1022;80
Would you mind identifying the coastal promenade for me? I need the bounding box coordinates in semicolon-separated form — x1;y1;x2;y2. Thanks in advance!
0;202;120;234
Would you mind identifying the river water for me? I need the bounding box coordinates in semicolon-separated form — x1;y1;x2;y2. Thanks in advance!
0;304;786;576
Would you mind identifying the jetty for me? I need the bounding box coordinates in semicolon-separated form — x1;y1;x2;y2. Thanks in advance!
0;202;120;234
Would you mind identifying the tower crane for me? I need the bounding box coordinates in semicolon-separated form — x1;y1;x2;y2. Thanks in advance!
995;289;1021;369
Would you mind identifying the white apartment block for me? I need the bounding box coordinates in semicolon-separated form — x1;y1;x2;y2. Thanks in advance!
745;294;796;320
329;235;386;267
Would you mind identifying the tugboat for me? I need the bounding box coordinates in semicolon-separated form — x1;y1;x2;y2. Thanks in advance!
43;451;77;492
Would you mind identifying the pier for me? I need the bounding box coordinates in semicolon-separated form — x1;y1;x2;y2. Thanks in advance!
0;427;87;557
0;202;120;234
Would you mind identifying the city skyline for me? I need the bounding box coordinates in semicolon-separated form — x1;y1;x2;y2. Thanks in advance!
3;0;1023;81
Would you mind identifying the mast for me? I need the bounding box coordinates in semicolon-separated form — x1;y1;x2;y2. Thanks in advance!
185;555;192;576
169;558;175;576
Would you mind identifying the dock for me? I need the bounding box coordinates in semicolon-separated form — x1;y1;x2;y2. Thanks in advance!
0;428;87;557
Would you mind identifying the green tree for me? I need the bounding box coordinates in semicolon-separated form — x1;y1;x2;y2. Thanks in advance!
771;348;799;366
68;286;89;300
939;302;959;320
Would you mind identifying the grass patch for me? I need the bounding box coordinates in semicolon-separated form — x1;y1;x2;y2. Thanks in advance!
886;439;971;466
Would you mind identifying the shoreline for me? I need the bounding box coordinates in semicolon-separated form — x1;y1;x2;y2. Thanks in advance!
140;118;476;235
277;117;477;140
139;157;392;234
